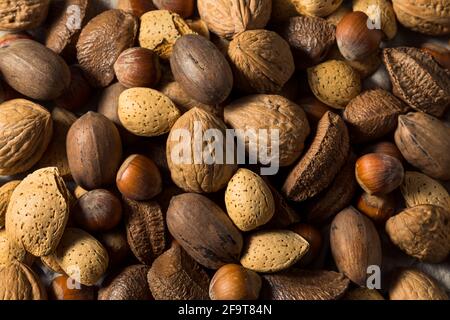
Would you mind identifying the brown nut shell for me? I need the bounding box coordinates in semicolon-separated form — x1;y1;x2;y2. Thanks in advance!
49;275;95;300
0;261;46;300
0;0;50;31
99;265;152;300
353;0;398;40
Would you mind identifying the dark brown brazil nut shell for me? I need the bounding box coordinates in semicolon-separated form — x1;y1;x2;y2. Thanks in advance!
383;47;450;117
147;242;210;300
99;265;152;300
282;111;349;202
76;9;138;87
123;198;167;265
166;193;243;269
261;269;350;300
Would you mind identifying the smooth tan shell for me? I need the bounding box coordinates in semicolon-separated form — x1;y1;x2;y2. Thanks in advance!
0;260;46;300
386;205;450;263
5;167;70;257
118;87;180;137
389;268;448;300
353;0;398;39
0;99;53;176
0;180;20;228
240;230;309;273
224;94;310;166
166;107;237;193
35;107;77;179
308;60;361;109
0;0;50;31
225;169;275;231
401;171;450;210
139;10;196;60
392;0;450;36
197;0;272;39
50;228;109;286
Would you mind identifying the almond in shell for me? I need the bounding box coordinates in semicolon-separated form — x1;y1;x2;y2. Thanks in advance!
0;180;20;229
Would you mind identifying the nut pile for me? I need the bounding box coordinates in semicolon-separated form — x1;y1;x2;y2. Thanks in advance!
0;0;449;301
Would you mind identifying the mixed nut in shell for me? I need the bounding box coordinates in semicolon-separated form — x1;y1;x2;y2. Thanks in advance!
0;0;449;302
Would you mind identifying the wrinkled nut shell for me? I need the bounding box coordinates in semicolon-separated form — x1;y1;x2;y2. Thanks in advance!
389;268;448;300
99;265;152;300
386;205;450;263
118;87;180;137
0;180;20;228
139;10;196;60
224;94;310;167
240;230;309;273
76;9;138;88
0;261;46;300
0;229;32;268
228;29;295;94
0;0;50;31
307;60;361;109
225;168;275;231
50;228;109;286
401;171;450;210
6;167;70;257
197;0;272;39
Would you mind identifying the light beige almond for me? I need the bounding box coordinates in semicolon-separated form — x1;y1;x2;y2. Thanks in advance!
401;171;450;210
225;168;275;231
0;229;33;268
0;180;20;229
41;254;64;274
0;260;46;300
118;87;181;137
5;167;71;257
50;228;108;286
139;10;196;59
240;230;309;273
307;60;361;109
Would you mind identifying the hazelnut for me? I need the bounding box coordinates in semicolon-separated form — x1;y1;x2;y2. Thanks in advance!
49;275;95;300
290;223;322;266
209;264;262;300
73;189;123;232
152;0;194;18
54;65;92;111
114;47;161;88
356;192;396;224
116;154;162;201
362;141;404;163
336;11;383;61
117;0;156;17
355;153;404;195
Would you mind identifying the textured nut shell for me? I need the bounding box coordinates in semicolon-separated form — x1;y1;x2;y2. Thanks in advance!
228;29;295;94
0;229;31;268
298;0;343;17
283;111;349;202
6;167;70;257
383;47;450;117
389;268;448;300
0;39;71;100
147;242;210;300
50;228;109;286
167;108;237;193
0;99;53;176
225;169;275;231
395;112;450;180
118;88;180;137
0;261;46;300
240;230;309;273
392;0;450;36
45;0;90;54
77;9;138;87
330;207;382;286
0;180;20;228
271;0;302;22
139;10;196;60
0;0;49;31
326;6;351;26
401;171;450;210
386;205;450;263
224;94;310;166
343;89;408;143
308;60;361;109
344;287;384;300
35;108;77;179
99;265;152;300
261;269;350;300
305;152;357;224
197;0;272;39
123;198;167;265
353;0;398;39
41;254;64;274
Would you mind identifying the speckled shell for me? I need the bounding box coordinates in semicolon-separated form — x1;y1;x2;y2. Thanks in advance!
118;88;180;137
